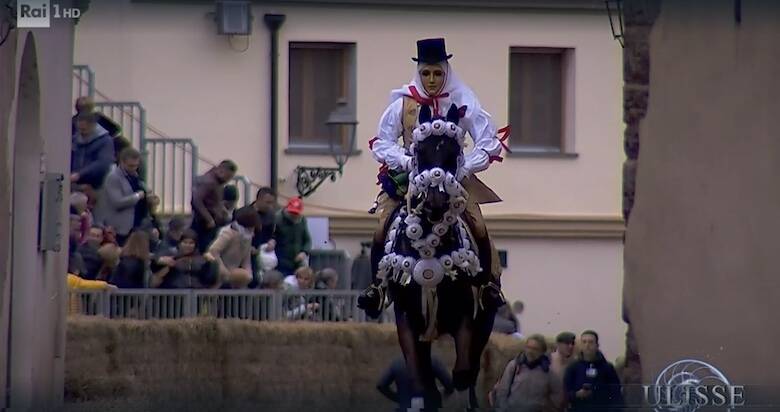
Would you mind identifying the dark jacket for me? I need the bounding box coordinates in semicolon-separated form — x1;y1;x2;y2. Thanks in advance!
71;124;115;189
251;205;277;248
110;256;147;289
156;254;217;289
274;210;311;275
191;168;230;228
377;357;453;411
563;351;624;411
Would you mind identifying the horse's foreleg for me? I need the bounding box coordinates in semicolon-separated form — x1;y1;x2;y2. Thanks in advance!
452;314;474;391
396;311;427;410
464;309;496;411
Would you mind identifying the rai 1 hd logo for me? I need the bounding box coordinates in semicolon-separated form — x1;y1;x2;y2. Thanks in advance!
644;360;745;411
16;0;81;28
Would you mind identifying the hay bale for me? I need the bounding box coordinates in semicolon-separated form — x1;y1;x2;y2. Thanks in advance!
65;317;541;411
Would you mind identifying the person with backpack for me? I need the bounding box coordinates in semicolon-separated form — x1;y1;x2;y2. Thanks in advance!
491;334;564;412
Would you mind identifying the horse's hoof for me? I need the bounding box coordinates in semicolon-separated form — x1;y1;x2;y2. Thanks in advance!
452;370;472;391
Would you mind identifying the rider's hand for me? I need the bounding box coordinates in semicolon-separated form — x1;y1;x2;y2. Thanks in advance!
401;156;413;172
456;166;470;182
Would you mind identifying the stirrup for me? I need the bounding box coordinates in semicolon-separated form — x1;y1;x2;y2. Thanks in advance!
358;284;385;315
478;281;506;312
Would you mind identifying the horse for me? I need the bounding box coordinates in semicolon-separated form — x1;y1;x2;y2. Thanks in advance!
370;103;498;411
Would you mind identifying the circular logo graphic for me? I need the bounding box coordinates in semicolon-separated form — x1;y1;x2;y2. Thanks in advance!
653;359;732;412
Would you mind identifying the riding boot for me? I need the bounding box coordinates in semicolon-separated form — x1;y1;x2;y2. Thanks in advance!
357;230;389;318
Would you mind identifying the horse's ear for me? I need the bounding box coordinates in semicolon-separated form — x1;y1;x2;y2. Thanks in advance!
419;105;432;124
446;104;459;124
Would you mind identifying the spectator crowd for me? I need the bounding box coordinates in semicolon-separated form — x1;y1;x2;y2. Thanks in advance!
66;97;339;320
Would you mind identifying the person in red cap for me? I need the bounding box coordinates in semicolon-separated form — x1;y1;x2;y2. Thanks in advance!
274;197;311;276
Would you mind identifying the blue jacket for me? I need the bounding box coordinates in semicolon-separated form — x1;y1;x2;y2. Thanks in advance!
563;351;624;411
71;124;115;189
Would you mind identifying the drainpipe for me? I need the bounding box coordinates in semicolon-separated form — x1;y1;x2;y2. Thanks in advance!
264;14;285;194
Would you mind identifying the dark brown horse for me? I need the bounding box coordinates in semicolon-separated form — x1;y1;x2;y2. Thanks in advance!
368;104;498;411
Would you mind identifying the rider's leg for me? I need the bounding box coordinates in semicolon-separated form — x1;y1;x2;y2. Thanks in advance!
463;199;500;280
358;192;401;315
462;199;505;309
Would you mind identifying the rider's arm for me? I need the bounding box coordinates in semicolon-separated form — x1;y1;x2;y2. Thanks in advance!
371;98;412;172
461;105;502;177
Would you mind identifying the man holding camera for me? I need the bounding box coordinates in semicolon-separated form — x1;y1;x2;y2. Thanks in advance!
563;330;624;411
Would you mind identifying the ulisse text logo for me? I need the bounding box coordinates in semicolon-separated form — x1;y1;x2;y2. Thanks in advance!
644;359;745;411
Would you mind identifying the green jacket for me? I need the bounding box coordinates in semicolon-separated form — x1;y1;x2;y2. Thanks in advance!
274;210;311;274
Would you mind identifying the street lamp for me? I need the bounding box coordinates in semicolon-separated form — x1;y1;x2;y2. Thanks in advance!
294;99;358;197
605;0;625;48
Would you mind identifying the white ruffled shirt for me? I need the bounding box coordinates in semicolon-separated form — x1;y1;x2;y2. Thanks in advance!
371;62;503;177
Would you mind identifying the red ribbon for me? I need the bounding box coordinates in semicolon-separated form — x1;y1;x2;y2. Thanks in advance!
497;125;512;154
368;136;379;150
408;86;450;117
375;164;389;185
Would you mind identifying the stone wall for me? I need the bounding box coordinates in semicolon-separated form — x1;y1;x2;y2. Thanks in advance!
622;0;780;407
620;0;660;393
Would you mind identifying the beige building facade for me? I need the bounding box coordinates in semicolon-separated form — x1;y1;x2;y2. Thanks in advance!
74;0;626;356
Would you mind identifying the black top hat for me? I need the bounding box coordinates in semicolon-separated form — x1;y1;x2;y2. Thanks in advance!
412;38;453;64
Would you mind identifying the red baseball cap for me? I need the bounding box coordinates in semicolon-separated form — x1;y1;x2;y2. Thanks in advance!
286;197;304;215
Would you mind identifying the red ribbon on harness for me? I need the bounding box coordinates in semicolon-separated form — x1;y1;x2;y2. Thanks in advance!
375;163;389;185
489;125;512;164
408;86;450;117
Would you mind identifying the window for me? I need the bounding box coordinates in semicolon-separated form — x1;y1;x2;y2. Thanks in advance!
288;42;356;152
508;47;575;156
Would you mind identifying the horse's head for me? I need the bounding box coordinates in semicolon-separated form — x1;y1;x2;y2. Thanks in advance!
410;104;467;222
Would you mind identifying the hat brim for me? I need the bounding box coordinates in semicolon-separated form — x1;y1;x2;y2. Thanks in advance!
412;54;453;64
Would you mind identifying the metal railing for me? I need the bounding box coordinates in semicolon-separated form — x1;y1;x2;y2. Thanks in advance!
68;289;393;323
231;175;255;209
94;102;147;153
145;138;199;216
72;65;95;99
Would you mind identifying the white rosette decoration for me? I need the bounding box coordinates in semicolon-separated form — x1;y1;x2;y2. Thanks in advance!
433;223;449;237
431;119;446;136
450;196;467;215
419;247;435;259
443;211;458;226
413;258;445;287
417;122;432;138
405;223;423;240
401;256;417;274
429;167;445;186
425;233;441;249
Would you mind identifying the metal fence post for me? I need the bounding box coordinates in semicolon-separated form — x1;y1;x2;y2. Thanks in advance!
139;107;148;181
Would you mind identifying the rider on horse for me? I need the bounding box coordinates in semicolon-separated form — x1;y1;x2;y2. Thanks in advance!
359;37;509;316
